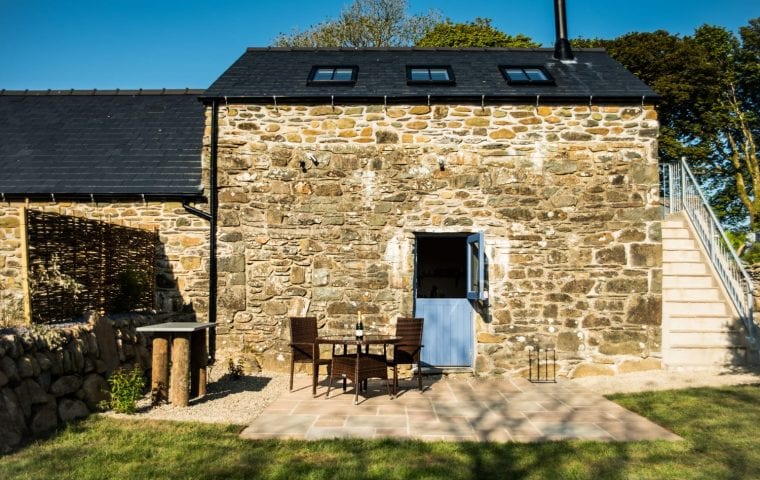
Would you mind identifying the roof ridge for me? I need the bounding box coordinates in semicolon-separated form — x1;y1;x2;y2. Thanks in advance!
244;47;607;53
0;88;206;96
246;47;559;52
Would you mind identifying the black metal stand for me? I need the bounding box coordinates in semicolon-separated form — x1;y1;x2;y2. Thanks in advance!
528;348;557;383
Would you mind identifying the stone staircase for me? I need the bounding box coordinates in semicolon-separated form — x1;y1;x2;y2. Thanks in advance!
662;212;750;369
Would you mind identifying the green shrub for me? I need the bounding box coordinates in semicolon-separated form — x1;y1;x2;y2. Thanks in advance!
100;365;146;414
227;358;244;380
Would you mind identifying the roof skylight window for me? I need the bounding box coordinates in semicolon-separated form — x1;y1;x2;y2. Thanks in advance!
406;66;455;85
307;66;358;85
500;66;554;85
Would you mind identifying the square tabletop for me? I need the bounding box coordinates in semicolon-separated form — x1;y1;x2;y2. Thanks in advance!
136;322;216;334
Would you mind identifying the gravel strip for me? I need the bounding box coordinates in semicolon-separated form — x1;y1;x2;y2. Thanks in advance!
571;368;760;395
103;369;290;425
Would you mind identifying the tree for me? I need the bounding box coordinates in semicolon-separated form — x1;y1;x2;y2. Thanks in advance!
416;17;538;48
576;20;760;230
273;0;440;47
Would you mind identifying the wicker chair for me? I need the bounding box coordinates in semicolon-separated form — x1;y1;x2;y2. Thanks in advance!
288;316;331;396
388;317;424;393
327;351;393;404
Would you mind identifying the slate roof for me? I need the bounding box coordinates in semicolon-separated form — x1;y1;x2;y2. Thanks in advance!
0;90;205;199
202;48;658;103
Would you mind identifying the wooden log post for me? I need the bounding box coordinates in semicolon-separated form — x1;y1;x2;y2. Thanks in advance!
151;336;170;403
190;330;207;398
170;335;191;406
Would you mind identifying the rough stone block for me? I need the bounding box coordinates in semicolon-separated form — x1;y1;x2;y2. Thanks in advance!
630;244;661;267
626;295;662;325
557;332;581;352
58;398;89;422
51;375;83;397
81;374;110;411
31;400;58;435
606;278;648;294
571;363;614;378
476;332;504;343
595;246;626;265
1;356;19;384
618;357;662;373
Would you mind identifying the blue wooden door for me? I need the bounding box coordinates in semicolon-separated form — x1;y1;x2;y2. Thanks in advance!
417;298;473;366
414;233;481;367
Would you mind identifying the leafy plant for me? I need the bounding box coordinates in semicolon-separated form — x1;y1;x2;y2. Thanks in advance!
28;254;84;299
99;365;146;414
0;287;24;328
227;358;244;380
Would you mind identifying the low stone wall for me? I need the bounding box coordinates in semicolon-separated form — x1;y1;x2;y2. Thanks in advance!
0;312;159;453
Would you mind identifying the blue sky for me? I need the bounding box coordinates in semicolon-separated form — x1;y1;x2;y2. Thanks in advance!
0;0;756;90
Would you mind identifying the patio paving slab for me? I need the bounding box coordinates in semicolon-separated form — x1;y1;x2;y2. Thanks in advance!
239;376;682;443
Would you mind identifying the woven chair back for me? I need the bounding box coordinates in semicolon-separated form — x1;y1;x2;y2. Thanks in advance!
394;317;423;364
289;316;318;362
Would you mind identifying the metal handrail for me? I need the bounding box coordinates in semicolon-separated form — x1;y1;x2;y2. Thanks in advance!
663;157;757;344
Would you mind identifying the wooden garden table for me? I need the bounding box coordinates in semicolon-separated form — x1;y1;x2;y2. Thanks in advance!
136;322;215;406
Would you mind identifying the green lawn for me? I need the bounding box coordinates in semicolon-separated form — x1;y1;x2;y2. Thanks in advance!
1;385;759;480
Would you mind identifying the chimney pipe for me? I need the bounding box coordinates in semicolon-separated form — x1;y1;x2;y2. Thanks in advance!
553;0;575;61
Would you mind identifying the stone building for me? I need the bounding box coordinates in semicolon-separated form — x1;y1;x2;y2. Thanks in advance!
0;90;210;321
200;48;663;376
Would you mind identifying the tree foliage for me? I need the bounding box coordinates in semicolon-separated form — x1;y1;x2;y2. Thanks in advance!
416;17;538;48
272;0;440;47
577;19;760;230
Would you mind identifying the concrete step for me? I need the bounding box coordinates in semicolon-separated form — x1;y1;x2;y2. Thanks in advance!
667;330;745;347
662;238;698;250
662;227;691;239
666;315;736;331
663;288;722;302
663;275;715;289
663;262;709;275
665;345;747;366
663;250;702;262
663;301;728;316
663;219;687;229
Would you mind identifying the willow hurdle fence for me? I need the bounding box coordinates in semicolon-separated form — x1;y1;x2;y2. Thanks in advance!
25;210;158;324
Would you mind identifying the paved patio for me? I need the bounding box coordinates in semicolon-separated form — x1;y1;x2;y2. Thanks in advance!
239;375;681;442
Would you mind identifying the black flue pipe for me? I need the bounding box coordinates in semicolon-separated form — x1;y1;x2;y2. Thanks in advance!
553;0;575;61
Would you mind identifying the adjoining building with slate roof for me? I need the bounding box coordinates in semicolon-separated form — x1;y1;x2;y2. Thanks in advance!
198;46;670;375
0;90;211;319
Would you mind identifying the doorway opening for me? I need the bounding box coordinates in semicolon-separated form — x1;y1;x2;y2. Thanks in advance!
415;236;467;299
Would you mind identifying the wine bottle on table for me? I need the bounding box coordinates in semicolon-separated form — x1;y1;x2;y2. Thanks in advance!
356;311;364;339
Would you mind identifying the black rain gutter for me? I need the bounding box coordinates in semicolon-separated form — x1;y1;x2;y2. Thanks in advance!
182;98;218;365
198;94;659;106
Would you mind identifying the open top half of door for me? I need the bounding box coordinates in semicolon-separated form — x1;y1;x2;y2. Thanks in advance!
466;232;487;302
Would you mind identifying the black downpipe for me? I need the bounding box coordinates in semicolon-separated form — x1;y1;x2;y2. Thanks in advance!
182;98;218;364
553;0;575;61
208;99;218;364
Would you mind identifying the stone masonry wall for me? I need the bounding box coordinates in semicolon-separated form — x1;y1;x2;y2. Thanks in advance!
210;103;662;377
0;202;209;324
0;312;157;453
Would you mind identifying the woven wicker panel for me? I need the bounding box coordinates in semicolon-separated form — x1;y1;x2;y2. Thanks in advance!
25;210;158;324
